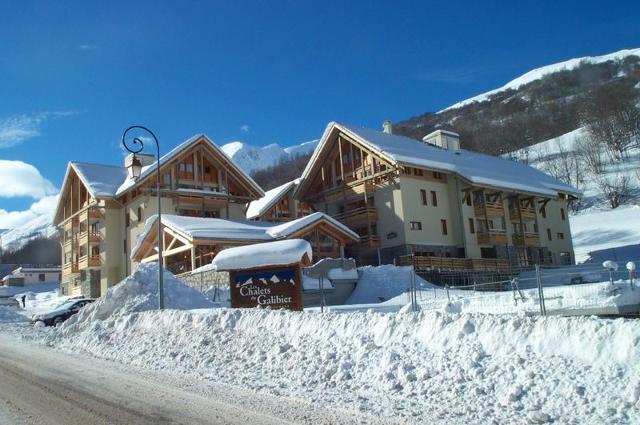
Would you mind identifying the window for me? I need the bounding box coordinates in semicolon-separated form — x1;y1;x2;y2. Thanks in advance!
137;206;143;222
431;191;438;206
557;232;565;240
468;218;475;234
413;168;423;176
163;173;171;186
441;219;448;235
38;274;45;282
410;221;422;231
560;208;565;220
433;171;444;180
547;228;552;241
541;206;546;218
420;189;428;205
125;212;130;228
465;193;472;206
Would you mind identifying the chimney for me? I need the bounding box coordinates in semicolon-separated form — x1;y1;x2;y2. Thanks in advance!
422;129;460;151
383;120;393;134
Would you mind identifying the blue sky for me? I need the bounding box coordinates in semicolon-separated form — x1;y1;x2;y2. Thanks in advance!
0;0;639;228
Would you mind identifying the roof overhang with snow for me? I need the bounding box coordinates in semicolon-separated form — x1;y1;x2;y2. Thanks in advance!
131;212;359;262
296;121;581;200
207;239;313;272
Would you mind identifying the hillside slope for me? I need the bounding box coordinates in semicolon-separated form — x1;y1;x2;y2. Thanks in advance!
394;47;640;154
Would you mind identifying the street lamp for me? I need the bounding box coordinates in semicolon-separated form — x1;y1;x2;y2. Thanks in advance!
122;125;164;310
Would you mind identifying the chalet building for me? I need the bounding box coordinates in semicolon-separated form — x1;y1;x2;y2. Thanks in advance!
53;134;264;297
294;122;580;269
130;212;359;274
245;179;312;221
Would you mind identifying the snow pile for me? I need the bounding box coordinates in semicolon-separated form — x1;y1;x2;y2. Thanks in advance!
40;307;640;423
345;265;435;304
0;306;27;323
62;263;213;328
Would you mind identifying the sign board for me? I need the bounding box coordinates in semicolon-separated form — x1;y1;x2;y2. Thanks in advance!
229;266;303;311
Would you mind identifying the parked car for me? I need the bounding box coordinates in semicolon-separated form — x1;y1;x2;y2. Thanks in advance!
31;298;95;326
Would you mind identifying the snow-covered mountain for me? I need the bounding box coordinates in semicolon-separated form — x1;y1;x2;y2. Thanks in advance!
0;213;57;253
221;139;318;175
394;47;640;155
441;48;640;112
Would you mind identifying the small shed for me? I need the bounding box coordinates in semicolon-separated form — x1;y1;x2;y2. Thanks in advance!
208;239;312;311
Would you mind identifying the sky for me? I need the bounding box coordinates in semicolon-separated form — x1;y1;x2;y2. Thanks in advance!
0;0;639;229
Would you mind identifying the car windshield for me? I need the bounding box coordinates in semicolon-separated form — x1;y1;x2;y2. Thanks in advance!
52;300;78;311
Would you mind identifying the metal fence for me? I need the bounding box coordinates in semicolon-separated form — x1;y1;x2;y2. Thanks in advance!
402;259;639;316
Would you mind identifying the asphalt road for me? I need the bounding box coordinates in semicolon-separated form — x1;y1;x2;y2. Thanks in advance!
0;334;368;425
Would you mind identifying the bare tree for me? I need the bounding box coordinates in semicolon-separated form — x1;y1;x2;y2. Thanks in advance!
584;83;640;161
596;173;631;209
574;133;606;176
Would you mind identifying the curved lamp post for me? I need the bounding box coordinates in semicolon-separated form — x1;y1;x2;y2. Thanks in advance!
122;125;164;310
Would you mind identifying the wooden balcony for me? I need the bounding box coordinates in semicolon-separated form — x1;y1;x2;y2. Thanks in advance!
78;255;101;269
476;230;508;245
320;181;375;203
509;206;537;221
62;218;78;231
354;234;380;248
400;256;511;271
474;201;504;217
78;231;101;245
512;232;541;247
79;208;102;222
63;262;79;275
333;206;377;226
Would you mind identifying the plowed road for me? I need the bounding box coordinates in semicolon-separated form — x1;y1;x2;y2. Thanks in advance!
0;334;370;425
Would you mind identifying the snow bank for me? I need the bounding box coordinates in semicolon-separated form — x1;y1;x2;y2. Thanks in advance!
0;306;27;324
40;307;640;423
62;263;213;328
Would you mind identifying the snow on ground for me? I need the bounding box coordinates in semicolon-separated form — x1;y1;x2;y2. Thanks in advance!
571;205;640;263
345;265;435;305
23;307;640;424
2;262;638;423
0;307;27;324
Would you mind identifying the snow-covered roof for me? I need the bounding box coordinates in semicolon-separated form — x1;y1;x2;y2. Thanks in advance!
54;133;265;224
116;134;264;197
71;162;129;198
300;122;580;198
246;179;299;220
208;239;312;271
131;211;359;259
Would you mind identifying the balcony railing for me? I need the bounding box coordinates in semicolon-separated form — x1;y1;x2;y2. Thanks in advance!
333;206;378;226
512;232;541;247
399;256;511;271
474;201;504;217
321;181;375;203
78;231;101;244
509;205;537;221
78;255;101;269
79;208;102;222
476;229;508;245
63;262;79;275
354;234;380;248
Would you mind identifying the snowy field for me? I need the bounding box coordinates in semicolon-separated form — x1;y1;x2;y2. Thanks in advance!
0;264;638;424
